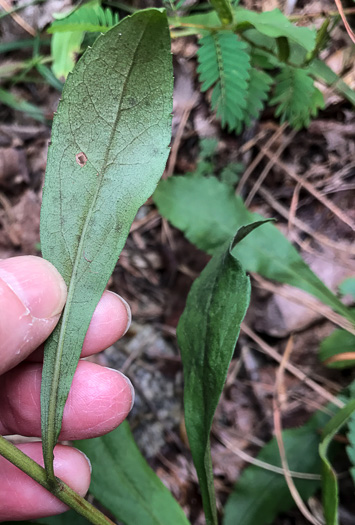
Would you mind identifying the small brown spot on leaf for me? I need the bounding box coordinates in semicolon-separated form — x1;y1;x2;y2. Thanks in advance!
76;152;87;167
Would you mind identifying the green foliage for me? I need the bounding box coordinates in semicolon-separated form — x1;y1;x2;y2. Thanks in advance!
51;30;84;79
270;66;324;129
75;422;190;525
40;9;173;479
177;223;267;524
210;0;233;25
310;59;355;106
220;161;244;185
175;4;355;131
319;329;355;369
224;409;330;525
234;7;316;51
319;400;355;525
195;17;325;132
197;31;250;131
240;68;273;131
48;2;118;34
153;175;353;323
49;1;118;79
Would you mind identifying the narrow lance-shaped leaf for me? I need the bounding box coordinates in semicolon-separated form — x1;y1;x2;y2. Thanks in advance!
40;9;172;478
75;422;190;525
177;222;268;525
319;400;355;525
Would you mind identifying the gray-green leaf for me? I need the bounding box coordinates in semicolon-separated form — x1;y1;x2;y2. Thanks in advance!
40;9;173;477
74;422;190;525
177;224;266;524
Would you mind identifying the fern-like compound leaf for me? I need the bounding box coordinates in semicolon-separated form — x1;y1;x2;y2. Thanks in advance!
48;4;119;34
197;31;251;132
270;66;324;129
237;69;273;132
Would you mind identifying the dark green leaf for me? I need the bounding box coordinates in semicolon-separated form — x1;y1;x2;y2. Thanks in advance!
223;410;330;525
197;31;251;132
276;36;290;62
210;0;233;25
177;224;267;523
270;66;324;129
74;422;190;525
40;9;172;477
234;8;316;51
319;400;355;525
319;329;355;369
153;175;353;322
238;68;273;131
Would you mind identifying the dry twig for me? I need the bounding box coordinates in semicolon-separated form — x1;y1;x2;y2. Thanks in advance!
0;0;36;36
251;273;355;335
217;430;321;480
273;337;324;525
245;128;298;207
256;184;355;257
259;147;355;232
241;322;344;409
236;124;288;195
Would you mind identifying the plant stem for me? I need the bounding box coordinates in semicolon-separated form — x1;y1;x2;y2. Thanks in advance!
0;435;115;525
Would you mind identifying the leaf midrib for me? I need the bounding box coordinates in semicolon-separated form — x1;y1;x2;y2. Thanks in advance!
45;20;148;457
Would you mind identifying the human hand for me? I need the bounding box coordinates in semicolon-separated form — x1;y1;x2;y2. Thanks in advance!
0;255;134;521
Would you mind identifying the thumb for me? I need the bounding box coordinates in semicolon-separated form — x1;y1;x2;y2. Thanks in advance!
0;256;67;374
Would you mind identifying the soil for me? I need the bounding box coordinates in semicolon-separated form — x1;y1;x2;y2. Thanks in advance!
0;1;355;524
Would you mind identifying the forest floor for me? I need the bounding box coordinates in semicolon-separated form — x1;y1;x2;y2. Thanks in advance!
0;1;355;524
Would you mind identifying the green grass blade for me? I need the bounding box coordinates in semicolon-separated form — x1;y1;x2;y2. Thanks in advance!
0;87;46;122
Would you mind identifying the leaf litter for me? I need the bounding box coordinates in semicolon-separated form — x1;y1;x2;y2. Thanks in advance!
1;0;355;523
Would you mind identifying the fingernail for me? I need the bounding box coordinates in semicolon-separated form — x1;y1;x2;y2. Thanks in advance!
75;449;92;474
106;368;135;412
107;292;131;335
0;256;67;319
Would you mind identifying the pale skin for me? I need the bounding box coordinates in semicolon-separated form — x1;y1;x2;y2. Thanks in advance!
0;255;134;521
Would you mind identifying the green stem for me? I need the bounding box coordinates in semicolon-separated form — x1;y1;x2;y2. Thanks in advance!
0;436;115;525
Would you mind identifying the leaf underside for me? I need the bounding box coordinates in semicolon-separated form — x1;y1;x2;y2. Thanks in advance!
40;9;172;475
